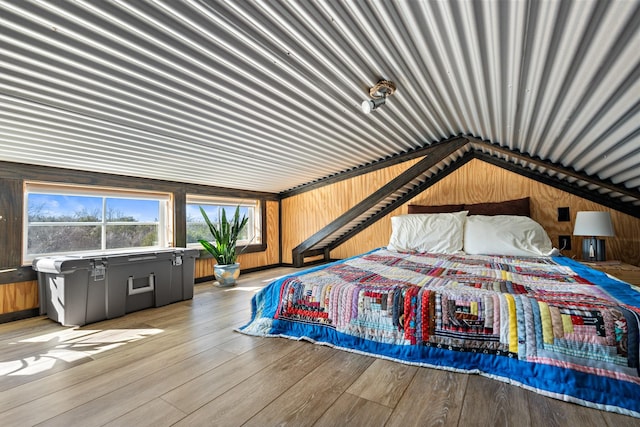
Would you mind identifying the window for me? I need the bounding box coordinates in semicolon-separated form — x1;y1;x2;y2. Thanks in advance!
24;183;172;262
186;196;262;248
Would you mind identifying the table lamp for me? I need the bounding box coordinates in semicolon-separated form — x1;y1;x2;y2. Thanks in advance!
573;211;614;261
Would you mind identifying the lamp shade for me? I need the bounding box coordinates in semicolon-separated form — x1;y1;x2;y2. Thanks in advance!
573;211;614;237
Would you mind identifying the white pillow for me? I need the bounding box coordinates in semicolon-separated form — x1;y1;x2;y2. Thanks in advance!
464;215;557;256
387;211;468;253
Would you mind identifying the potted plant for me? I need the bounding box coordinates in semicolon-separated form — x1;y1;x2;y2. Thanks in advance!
198;205;249;287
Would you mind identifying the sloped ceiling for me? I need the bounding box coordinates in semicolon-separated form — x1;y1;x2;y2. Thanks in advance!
1;0;639;197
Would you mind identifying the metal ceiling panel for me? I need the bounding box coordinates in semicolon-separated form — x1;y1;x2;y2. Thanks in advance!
1;0;639;194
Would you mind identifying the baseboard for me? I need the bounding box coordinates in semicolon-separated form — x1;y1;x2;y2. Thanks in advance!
284;259;338;269
194;263;283;283
240;263;283;274
0;308;40;324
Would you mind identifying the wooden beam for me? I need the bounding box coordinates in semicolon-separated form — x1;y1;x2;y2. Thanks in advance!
468;137;640;200
473;152;640;219
0;178;23;269
327;152;476;251
280;135;469;199
291;138;469;266
0;161;280;201
173;190;187;248
0;266;37;285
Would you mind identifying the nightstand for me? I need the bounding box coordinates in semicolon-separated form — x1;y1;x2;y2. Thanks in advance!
582;261;640;286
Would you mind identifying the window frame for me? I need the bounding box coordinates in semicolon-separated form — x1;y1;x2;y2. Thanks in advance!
23;182;173;263
185;195;266;256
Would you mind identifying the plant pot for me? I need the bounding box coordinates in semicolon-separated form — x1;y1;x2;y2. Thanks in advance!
214;263;240;287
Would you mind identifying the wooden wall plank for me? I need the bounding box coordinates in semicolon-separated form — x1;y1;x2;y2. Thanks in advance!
195;200;280;279
0;178;22;269
0;281;38;315
280;159;422;264
283;158;639;266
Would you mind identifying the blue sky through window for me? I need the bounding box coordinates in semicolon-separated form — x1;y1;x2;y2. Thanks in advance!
28;194;159;222
106;198;159;222
186;205;250;223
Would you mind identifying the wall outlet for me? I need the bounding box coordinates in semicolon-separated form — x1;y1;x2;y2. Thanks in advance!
559;235;572;250
558;207;570;221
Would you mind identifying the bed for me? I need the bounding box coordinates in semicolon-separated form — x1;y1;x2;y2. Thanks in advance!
240;202;640;418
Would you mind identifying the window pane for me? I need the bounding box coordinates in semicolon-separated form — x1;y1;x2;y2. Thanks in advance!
106;198;159;222
186;205;218;244
24;183;171;262
27;225;101;254
237;206;251;241
185;202;258;245
28;194;102;222
106;224;158;248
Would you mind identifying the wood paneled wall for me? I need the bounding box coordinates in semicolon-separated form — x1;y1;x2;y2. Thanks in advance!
1;200;279;315
0;178;22;269
283;158;640;266
195;200;280;278
0;281;38;314
0;162;280;318
2;157;638;319
280;159;421;264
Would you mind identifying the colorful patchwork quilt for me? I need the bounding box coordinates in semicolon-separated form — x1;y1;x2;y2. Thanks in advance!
240;248;640;417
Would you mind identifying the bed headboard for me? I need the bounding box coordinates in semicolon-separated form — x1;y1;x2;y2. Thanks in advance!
408;197;530;217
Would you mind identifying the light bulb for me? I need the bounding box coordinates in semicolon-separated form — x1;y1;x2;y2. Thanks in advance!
361;97;386;114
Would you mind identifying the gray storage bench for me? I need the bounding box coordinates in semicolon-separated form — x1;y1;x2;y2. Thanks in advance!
33;248;199;326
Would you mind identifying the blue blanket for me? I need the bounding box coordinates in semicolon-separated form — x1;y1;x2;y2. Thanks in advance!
240;249;640;418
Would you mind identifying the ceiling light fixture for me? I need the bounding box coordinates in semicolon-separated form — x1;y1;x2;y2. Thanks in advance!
361;80;396;114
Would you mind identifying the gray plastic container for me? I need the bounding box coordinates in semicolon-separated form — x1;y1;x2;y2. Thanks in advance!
169;248;198;302
33;248;199;326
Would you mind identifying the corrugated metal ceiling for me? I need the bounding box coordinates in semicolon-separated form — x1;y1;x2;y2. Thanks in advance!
1;0;639;195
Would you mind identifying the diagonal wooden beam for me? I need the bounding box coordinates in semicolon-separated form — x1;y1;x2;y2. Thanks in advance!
291;138;469;266
467;137;640;200
473;152;640;219
280;135;469;198
327;151;476;251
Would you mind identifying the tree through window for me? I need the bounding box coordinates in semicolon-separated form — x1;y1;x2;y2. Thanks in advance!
24;183;171;261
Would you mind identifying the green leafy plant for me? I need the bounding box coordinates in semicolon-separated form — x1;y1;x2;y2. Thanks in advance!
198;205;249;265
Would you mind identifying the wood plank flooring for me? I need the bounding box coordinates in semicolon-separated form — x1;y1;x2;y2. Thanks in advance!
1;267;638;427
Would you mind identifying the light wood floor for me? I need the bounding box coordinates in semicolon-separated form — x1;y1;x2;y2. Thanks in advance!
1;267;638;427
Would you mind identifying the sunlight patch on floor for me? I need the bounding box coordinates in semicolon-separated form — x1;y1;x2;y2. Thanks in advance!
1;328;164;377
69;328;163;344
224;286;263;293
0;356;57;376
261;274;290;283
19;328;98;343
